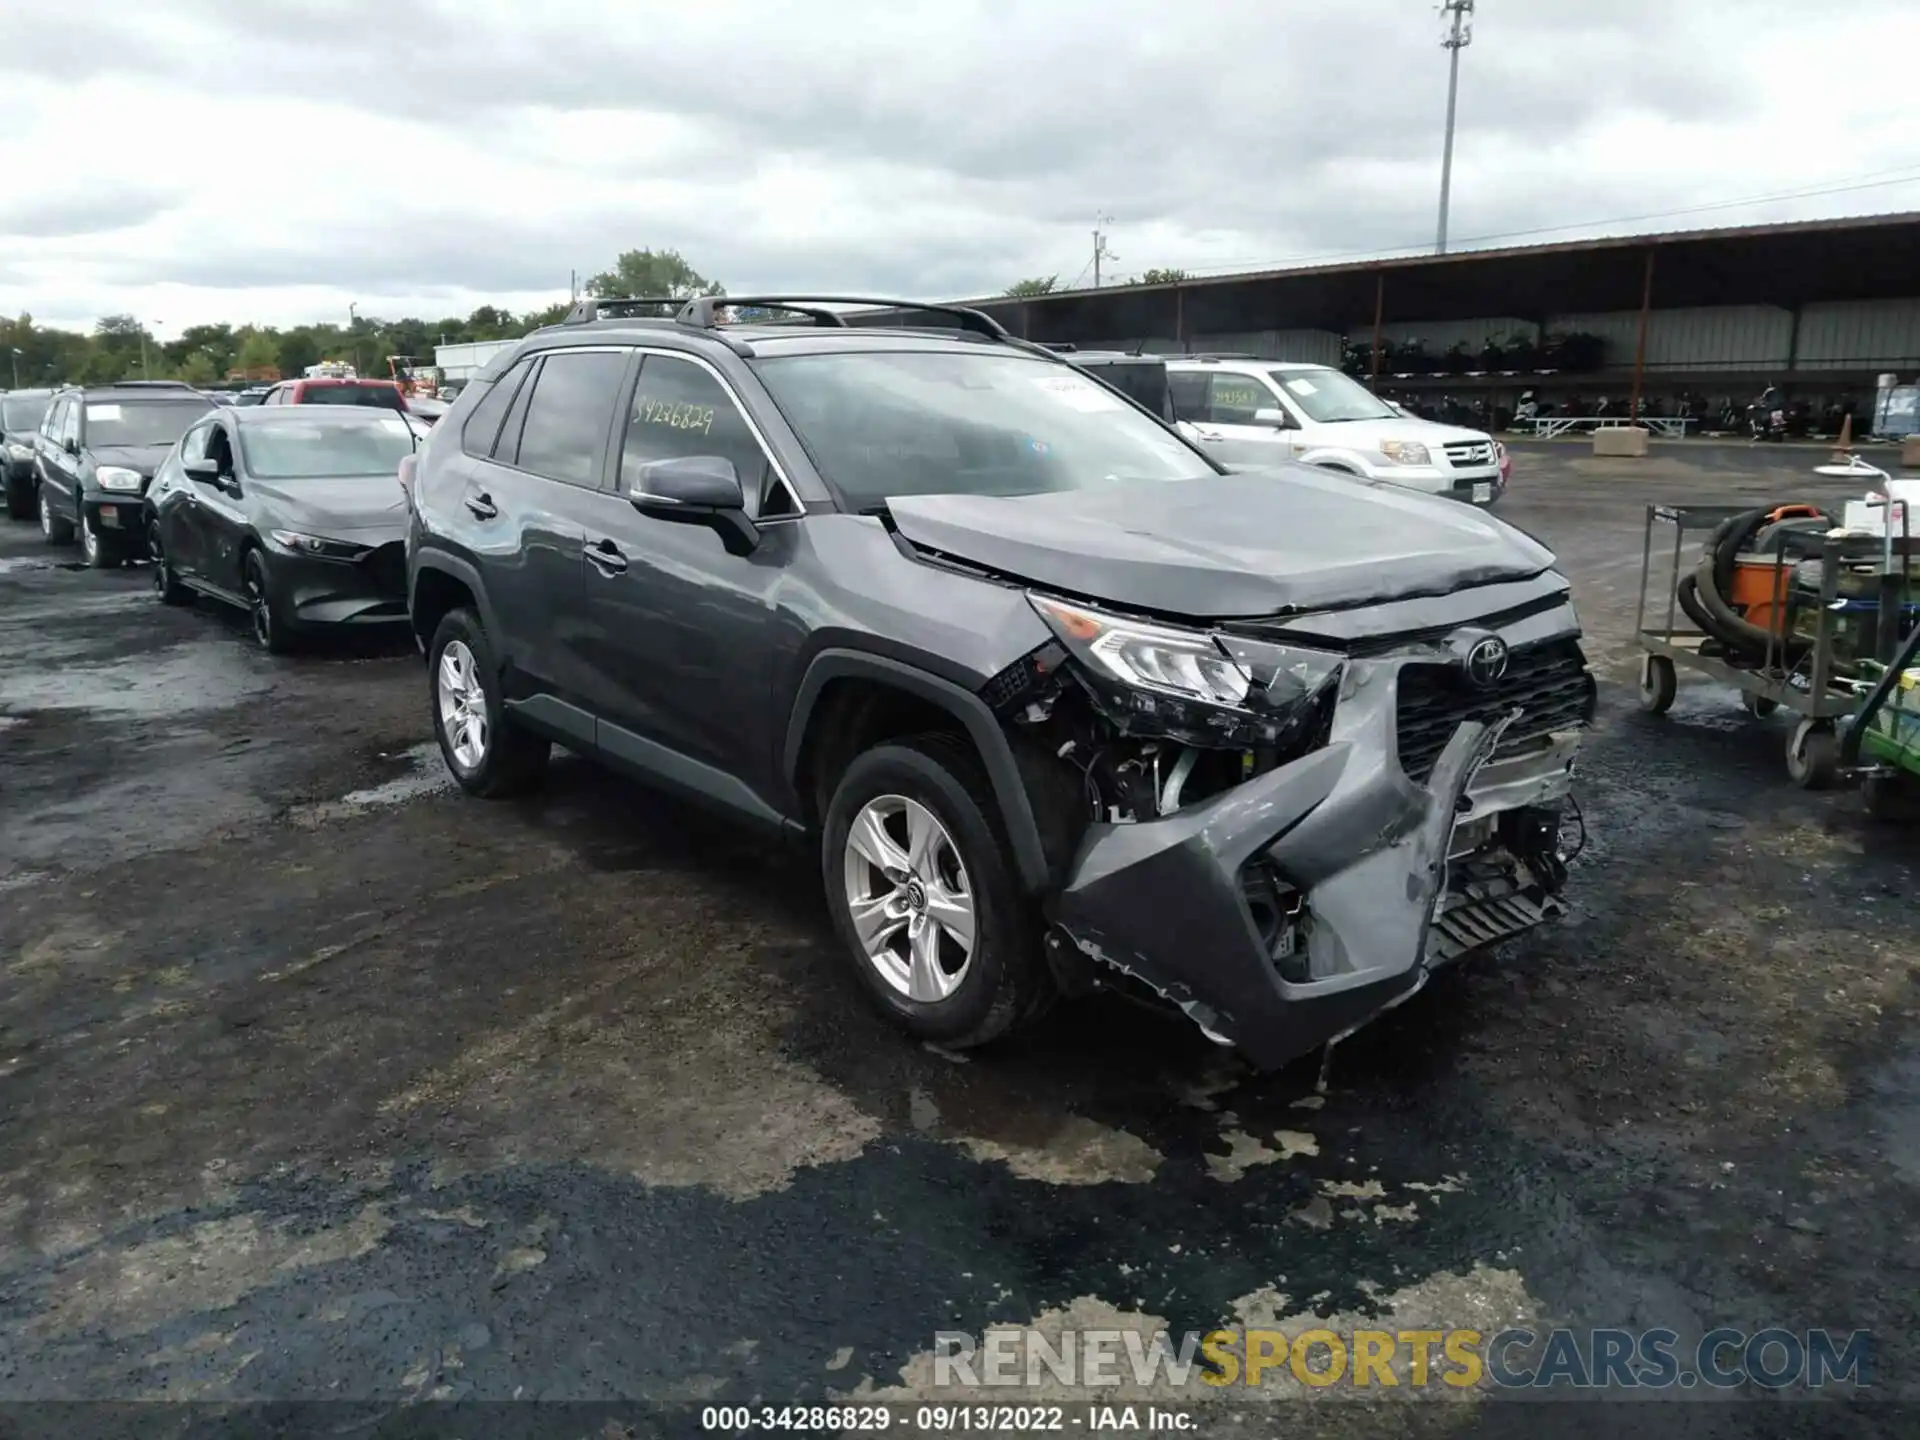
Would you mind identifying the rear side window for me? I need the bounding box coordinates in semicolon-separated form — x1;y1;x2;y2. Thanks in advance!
461;360;532;459
512;350;629;487
1167;373;1207;423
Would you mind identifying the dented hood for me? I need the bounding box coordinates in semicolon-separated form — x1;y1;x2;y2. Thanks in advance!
885;466;1554;619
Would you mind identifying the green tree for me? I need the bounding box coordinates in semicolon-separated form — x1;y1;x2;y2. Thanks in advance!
1005;276;1058;298
1135;268;1189;285
176;351;219;386
233;330;280;377
584;248;724;301
524;300;573;329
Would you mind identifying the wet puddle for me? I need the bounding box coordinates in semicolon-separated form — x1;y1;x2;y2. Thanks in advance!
287;743;453;827
0;644;270;717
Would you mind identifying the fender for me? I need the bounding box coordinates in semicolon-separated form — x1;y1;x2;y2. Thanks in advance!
783;648;1052;894
408;548;503;643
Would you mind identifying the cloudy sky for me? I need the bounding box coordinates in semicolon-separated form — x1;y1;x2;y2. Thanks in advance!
4;0;1918;337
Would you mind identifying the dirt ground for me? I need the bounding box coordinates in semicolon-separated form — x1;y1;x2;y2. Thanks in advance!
1;442;1916;1436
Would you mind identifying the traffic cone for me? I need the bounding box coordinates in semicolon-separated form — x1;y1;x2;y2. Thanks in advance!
1836;411;1854;456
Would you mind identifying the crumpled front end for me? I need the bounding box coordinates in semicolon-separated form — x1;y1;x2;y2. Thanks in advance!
997;592;1595;1070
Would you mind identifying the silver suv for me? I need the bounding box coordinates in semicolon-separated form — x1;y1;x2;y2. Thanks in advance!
1167;357;1505;506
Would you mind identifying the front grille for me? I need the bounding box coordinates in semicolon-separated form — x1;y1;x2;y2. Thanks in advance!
1444;440;1495;468
362;541;407;600
1395;639;1594;782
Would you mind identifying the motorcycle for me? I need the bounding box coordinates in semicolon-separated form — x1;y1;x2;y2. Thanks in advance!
1748;387;1787;442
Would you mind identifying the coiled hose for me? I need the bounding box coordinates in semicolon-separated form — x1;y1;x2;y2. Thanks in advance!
1673;504;1832;665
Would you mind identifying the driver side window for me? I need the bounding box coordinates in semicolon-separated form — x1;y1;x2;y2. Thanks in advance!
179;423;214;464
618;355;788;517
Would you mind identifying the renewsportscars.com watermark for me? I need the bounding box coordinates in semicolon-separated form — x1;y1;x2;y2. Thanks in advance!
932;1326;1873;1392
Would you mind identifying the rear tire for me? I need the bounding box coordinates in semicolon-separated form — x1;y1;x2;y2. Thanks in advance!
822;733;1054;1051
150;523;192;606
39;485;73;545
428;606;550;797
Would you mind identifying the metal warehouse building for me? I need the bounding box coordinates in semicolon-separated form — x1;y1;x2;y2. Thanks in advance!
939;211;1920;415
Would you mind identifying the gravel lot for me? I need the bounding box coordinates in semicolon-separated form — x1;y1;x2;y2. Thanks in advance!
1;442;1916;1435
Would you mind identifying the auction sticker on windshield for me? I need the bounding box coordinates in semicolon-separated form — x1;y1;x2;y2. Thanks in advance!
1031;375;1122;412
1284;378;1319;396
86;405;123;421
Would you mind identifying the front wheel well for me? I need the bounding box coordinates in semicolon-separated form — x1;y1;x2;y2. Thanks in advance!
793;677;978;830
411;565;476;649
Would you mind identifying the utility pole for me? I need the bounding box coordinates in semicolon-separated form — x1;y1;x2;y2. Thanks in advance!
570;269;578;303
1435;0;1475;254
1092;216;1117;288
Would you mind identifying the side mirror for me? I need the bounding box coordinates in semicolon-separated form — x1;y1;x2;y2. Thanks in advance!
63;437;79;456
183;457;221;484
1252;407;1292;430
629;455;759;556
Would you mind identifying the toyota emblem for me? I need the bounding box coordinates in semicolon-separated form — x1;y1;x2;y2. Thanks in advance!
1465;637;1510;687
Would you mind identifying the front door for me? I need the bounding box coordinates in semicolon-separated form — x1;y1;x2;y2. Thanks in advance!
1188;372;1296;466
151;419;218;578
575;351;797;816
190;423;252;596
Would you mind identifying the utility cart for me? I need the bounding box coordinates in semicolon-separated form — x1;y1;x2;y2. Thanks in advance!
1840;616;1920;819
1634;462;1918;788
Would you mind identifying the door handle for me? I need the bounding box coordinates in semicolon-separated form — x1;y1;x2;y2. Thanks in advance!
464;493;498;520
586;539;628;575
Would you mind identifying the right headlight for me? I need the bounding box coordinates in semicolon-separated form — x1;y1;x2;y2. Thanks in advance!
1030;595;1251;708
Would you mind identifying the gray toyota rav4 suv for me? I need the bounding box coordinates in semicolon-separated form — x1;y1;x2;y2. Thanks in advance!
405;295;1596;1069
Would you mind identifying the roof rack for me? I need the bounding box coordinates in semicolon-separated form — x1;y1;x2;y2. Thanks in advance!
92;378;202;390
1039;342;1077;352
1184;353;1263;362
676;295;1011;343
561;296;688;325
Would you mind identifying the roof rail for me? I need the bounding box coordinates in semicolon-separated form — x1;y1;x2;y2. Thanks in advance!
1039;342;1077;352
1184;352;1263;361
676;294;1012;343
561;296;687;325
94;378;201;389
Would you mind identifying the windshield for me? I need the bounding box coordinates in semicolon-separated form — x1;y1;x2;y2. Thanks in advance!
3;396;50;432
1268;369;1397;424
300;384;406;411
754;352;1212;507
238;419;417;479
85;399;214;447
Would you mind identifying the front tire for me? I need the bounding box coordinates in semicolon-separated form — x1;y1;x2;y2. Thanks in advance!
244;549;295;653
5;474;32;521
78;508;126;569
823;734;1054;1050
428;607;550;797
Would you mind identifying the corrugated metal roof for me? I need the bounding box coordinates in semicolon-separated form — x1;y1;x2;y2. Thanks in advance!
953;209;1920;307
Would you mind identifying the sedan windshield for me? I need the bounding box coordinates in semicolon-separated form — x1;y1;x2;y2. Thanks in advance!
85;399;215;447
1268;369;1398;424
2;396;50;432
754;351;1214;507
239;420;417;479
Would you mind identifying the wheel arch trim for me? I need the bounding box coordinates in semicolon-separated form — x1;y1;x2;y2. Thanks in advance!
783;648;1052;894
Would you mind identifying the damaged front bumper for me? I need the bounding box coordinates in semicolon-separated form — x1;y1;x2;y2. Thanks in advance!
1050;655;1584;1070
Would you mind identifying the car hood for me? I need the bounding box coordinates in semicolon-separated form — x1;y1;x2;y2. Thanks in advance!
884;466;1554;619
248;475;408;537
90;443;175;478
1303;416;1491;448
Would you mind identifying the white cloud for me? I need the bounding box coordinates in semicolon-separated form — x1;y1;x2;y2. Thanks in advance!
1;0;1917;336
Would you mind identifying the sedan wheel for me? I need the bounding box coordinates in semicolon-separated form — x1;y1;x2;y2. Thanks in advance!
436;639;490;772
841;793;977;1003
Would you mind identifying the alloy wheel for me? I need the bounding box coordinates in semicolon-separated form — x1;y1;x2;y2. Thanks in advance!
841;794;976;1002
436;639;490;772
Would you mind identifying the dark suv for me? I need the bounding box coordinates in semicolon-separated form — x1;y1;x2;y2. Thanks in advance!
405;295;1596;1069
3;388;55;519
34;381;215;566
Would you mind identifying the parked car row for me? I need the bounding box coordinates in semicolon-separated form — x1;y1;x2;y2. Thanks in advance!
4;297;1592;1068
2;379;422;648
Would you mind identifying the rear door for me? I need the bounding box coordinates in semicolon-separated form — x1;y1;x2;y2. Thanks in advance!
449;347;632;739
40;398;82;511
